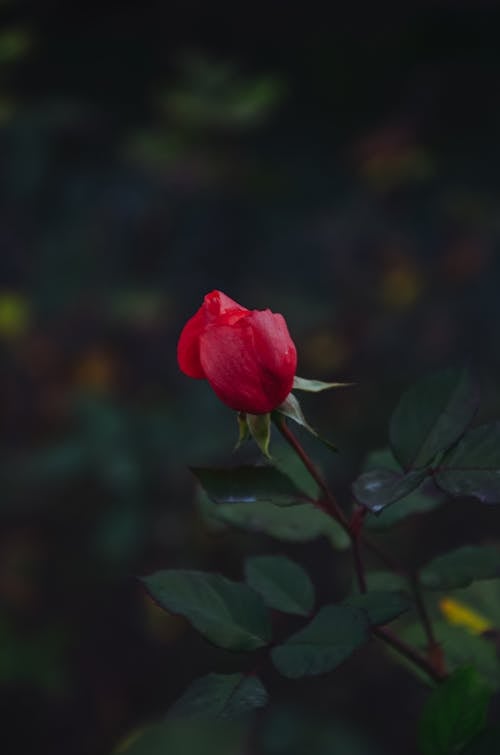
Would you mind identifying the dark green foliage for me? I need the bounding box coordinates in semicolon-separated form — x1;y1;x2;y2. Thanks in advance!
344;590;411;626
353;370;499;515
360;449;444;528
365;570;410;593
437;626;500;691
389;368;479;470
272;446;319;499
245;555;315;616
212;501;350;549
435;423;500;504
420;546;500;590
142;570;271;651
352;467;426;512
418;668;491;755
168;673;268;719
271;605;370;678
396;623;500;690
192;465;309;506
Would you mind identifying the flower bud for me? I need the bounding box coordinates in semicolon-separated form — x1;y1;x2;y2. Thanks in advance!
177;290;297;414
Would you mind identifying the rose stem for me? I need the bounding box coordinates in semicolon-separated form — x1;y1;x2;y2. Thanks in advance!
275;415;350;528
373;626;446;683
352;534;367;593
275;416;447;682
411;572;446;674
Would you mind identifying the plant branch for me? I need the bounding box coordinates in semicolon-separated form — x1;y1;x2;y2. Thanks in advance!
362;534;405;574
411;572;447;675
411;573;436;648
275;416;349;529
275;416;448;683
373;626;446;683
352;535;367;593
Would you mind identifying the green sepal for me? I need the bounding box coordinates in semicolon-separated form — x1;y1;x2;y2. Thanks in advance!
247;413;272;458
234;412;250;450
293;376;355;393
275;394;337;451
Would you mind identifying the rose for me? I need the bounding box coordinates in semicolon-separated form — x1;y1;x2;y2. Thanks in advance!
177;290;297;414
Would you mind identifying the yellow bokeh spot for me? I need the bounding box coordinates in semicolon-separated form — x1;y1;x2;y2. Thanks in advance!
380;262;423;311
0;293;30;338
439;596;493;635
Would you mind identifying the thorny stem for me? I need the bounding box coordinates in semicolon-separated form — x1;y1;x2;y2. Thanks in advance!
276;416;447;683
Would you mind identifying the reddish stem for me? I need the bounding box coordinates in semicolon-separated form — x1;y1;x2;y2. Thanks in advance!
411;572;447;675
374;627;447;683
275;416;447;683
275;416;349;529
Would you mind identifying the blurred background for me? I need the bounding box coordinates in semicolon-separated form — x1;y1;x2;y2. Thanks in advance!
1;1;500;753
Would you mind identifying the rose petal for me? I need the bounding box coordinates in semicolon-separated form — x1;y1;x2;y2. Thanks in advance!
177;304;206;378
203;290;247;319
178;292;249;378
199;322;276;414
248;310;297;381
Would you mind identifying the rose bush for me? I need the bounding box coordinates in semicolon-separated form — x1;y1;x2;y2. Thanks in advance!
177;290;297;414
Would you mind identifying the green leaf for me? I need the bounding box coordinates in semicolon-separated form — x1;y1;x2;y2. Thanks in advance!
448;578;500;629
272;446;319;499
245;555;315;616
142;570;271;651
271;605;370;678
168;673;268;719
275;395;337;451
362;448;401;473
191;466;309;506
213;501;350;550
418;667;491;755
434;423;500;504
389;367;479;470
247;413;271;458
420;546;500;590
292;376;355;393
352;468;426;512
438;626;500;690
344;590;411;626
396;622;500;689
366;486;443;529
365;570;409;594
360;449;444;529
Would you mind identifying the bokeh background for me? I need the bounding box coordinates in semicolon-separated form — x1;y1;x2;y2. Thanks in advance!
1;1;500;753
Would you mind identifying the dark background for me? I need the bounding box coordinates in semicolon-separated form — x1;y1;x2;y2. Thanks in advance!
1;1;500;753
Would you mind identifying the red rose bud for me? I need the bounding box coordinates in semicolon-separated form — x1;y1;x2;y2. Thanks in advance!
177;290;297;414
